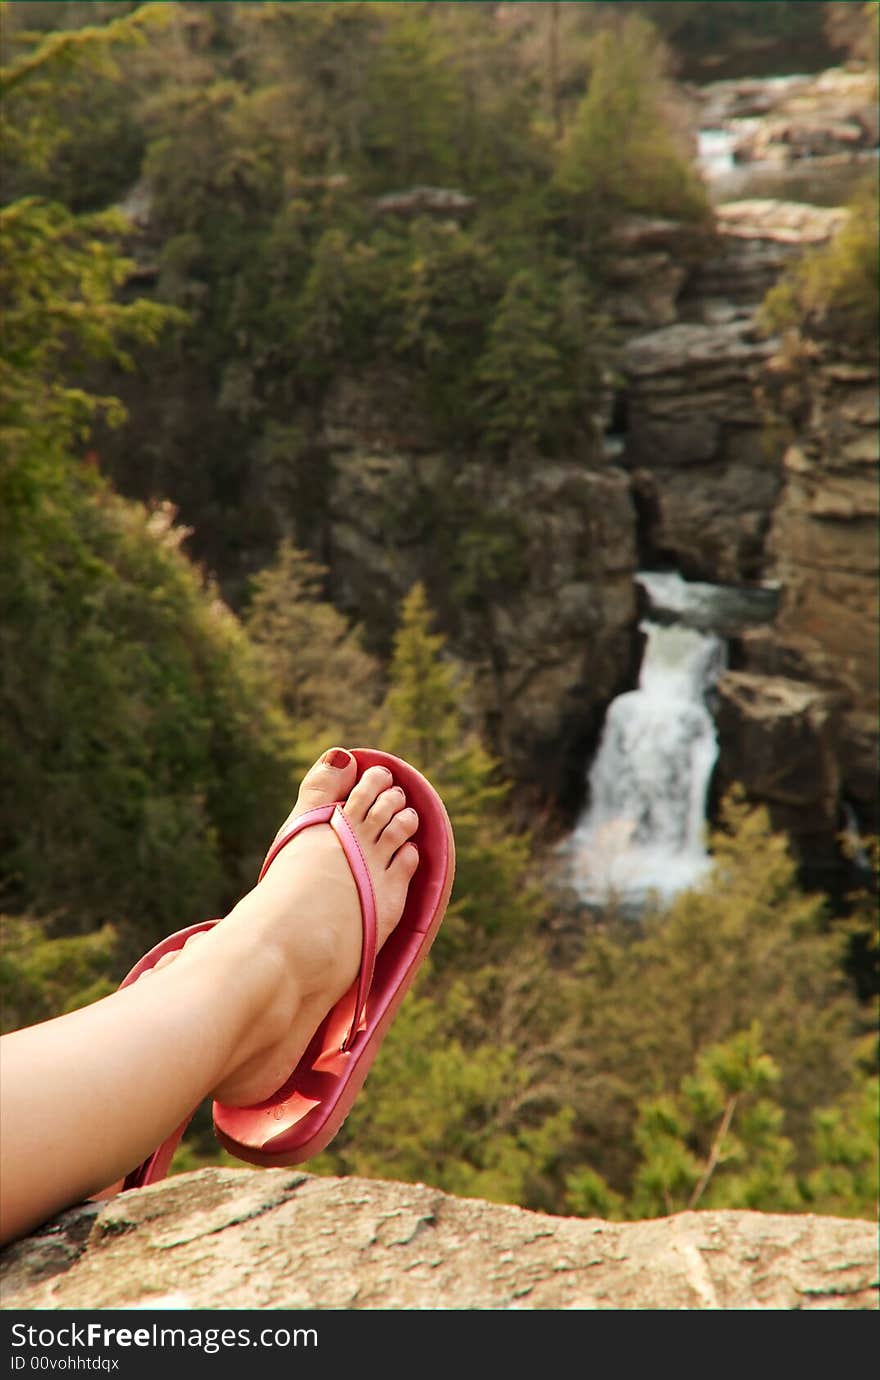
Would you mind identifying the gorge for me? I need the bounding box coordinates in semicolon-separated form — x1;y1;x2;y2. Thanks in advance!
96;47;879;905
538;64;879;904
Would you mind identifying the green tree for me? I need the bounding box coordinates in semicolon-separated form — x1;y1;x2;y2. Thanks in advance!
760;174;880;352
629;1024;800;1218
475;265;600;457
0;3;302;974
802;1034;879;1220
557;794;877;1216
554;13;710;227
0;914;118;1033
245;538;381;755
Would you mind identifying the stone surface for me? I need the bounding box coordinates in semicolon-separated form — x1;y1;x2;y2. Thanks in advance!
713;671;842;844
750;341;879;833
713;199;850;244
694;68;879;154
1;1169;876;1312
619;317;781;582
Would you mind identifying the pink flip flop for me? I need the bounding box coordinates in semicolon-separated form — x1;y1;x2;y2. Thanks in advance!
115;748;455;1188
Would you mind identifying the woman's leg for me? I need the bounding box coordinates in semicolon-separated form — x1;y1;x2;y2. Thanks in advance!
0;748;419;1247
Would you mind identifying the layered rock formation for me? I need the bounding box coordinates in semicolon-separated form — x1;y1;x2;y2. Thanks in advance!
713;671;843;852
612;199;854;586
603;161;877;866
737;346;879;847
691;67;878;206
1;1168;876;1311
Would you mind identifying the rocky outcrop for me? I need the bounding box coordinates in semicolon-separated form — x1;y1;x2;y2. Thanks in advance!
609;200;850;585
693;69;877;132
696;200;850;303
458;462;638;804
740;348;879;837
713;671;842;853
620;316;780;582
691;68;878;209
600;215;710;328
704;68;880;164
1;1168;876;1311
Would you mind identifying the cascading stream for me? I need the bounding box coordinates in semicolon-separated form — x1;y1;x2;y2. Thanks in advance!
565;614;725;907
561;570;780;910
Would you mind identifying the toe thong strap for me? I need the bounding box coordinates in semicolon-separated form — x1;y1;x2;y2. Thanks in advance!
258;803;378;1052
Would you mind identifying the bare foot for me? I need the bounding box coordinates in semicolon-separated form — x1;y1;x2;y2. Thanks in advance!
151;748;420;1108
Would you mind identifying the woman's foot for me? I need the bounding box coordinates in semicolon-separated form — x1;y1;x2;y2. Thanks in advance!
151;748;420;1107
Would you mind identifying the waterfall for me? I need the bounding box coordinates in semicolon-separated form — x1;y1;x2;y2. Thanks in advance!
561;570;779;910
565;617;725;908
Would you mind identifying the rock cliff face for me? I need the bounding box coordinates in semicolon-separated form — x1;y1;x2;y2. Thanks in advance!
613;200;851;586
735;347;879;850
699;68;879;166
604;189;877;866
1;1168;876;1311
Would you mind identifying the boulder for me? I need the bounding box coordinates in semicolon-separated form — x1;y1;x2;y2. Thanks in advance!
1;1168;876;1311
713;671;842;846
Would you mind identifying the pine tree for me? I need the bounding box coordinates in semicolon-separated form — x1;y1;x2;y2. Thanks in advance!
554;12;709;226
245;538;380;756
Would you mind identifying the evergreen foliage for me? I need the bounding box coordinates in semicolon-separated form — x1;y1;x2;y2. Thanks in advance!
554;13;710;227
0;913;118;1033
244;539;381;755
0;2;301;967
760;174;880;352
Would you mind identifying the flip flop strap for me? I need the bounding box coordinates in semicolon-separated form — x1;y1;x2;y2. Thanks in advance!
258;803;378;1052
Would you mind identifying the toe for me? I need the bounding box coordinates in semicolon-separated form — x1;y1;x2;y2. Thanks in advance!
362;784;407;839
345;764;395;822
389;839;420;881
378;806;419;861
292;747;358;817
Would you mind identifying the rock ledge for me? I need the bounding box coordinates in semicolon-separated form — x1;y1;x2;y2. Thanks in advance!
1;1169;876;1311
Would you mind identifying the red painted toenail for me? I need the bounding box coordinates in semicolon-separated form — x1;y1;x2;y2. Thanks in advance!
325;749;352;769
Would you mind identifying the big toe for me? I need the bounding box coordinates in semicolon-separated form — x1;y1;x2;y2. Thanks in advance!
291;748;358;818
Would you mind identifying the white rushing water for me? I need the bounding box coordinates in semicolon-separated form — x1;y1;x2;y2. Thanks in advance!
562;574;733;908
